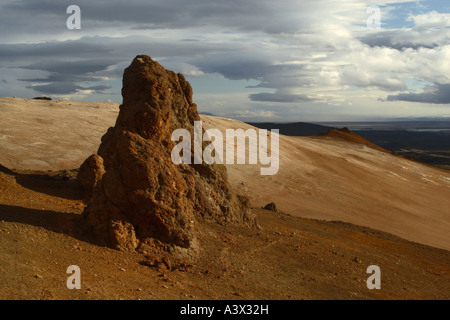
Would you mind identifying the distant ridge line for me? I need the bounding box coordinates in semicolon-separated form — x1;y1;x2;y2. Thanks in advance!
246;122;334;137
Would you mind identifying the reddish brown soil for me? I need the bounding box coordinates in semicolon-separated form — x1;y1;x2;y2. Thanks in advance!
1;166;448;300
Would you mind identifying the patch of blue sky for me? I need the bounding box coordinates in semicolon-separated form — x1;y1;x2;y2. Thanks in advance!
382;0;450;30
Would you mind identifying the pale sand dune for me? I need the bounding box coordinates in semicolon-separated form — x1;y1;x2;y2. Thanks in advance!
0;97;119;171
1;97;449;250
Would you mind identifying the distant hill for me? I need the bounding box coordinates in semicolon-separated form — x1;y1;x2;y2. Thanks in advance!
247;121;389;152
246;122;334;136
318;127;390;153
246;122;450;169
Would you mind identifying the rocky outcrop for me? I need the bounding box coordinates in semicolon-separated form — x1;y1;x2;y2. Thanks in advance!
33;97;52;100
77;154;105;199
80;55;253;252
263;202;277;212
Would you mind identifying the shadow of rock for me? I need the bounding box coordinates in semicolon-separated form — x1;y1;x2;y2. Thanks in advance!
0;204;99;246
0;164;82;201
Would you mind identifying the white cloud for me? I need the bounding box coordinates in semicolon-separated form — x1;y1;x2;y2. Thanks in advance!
408;10;450;29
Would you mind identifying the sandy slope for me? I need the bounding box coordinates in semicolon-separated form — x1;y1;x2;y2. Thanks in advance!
0;97;119;171
0;97;449;251
202;116;450;251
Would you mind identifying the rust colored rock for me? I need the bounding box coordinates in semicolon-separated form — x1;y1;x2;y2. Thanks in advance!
77;154;105;199
81;55;252;252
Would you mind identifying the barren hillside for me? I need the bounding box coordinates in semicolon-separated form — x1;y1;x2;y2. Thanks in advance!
0;97;449;300
1;97;449;251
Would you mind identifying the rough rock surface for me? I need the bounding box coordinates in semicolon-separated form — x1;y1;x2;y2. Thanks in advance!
80;55;253;252
77;154;105;199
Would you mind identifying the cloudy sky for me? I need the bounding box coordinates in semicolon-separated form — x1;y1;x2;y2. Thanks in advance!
0;0;449;122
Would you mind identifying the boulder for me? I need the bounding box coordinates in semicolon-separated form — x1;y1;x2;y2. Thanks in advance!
77;154;105;199
33;97;52;100
263;202;277;212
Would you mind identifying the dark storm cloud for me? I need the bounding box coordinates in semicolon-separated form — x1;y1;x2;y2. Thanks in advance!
2;0;196;27
0;36;223;67
1;0;294;34
359;32;438;50
88;85;111;92
192;54;317;103
195;58;272;81
194;56;309;84
0;41;110;61
23;59;117;76
0;35;227;97
0;40;118;96
249;92;314;103
28;82;84;95
387;84;450;104
2;44;121;96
